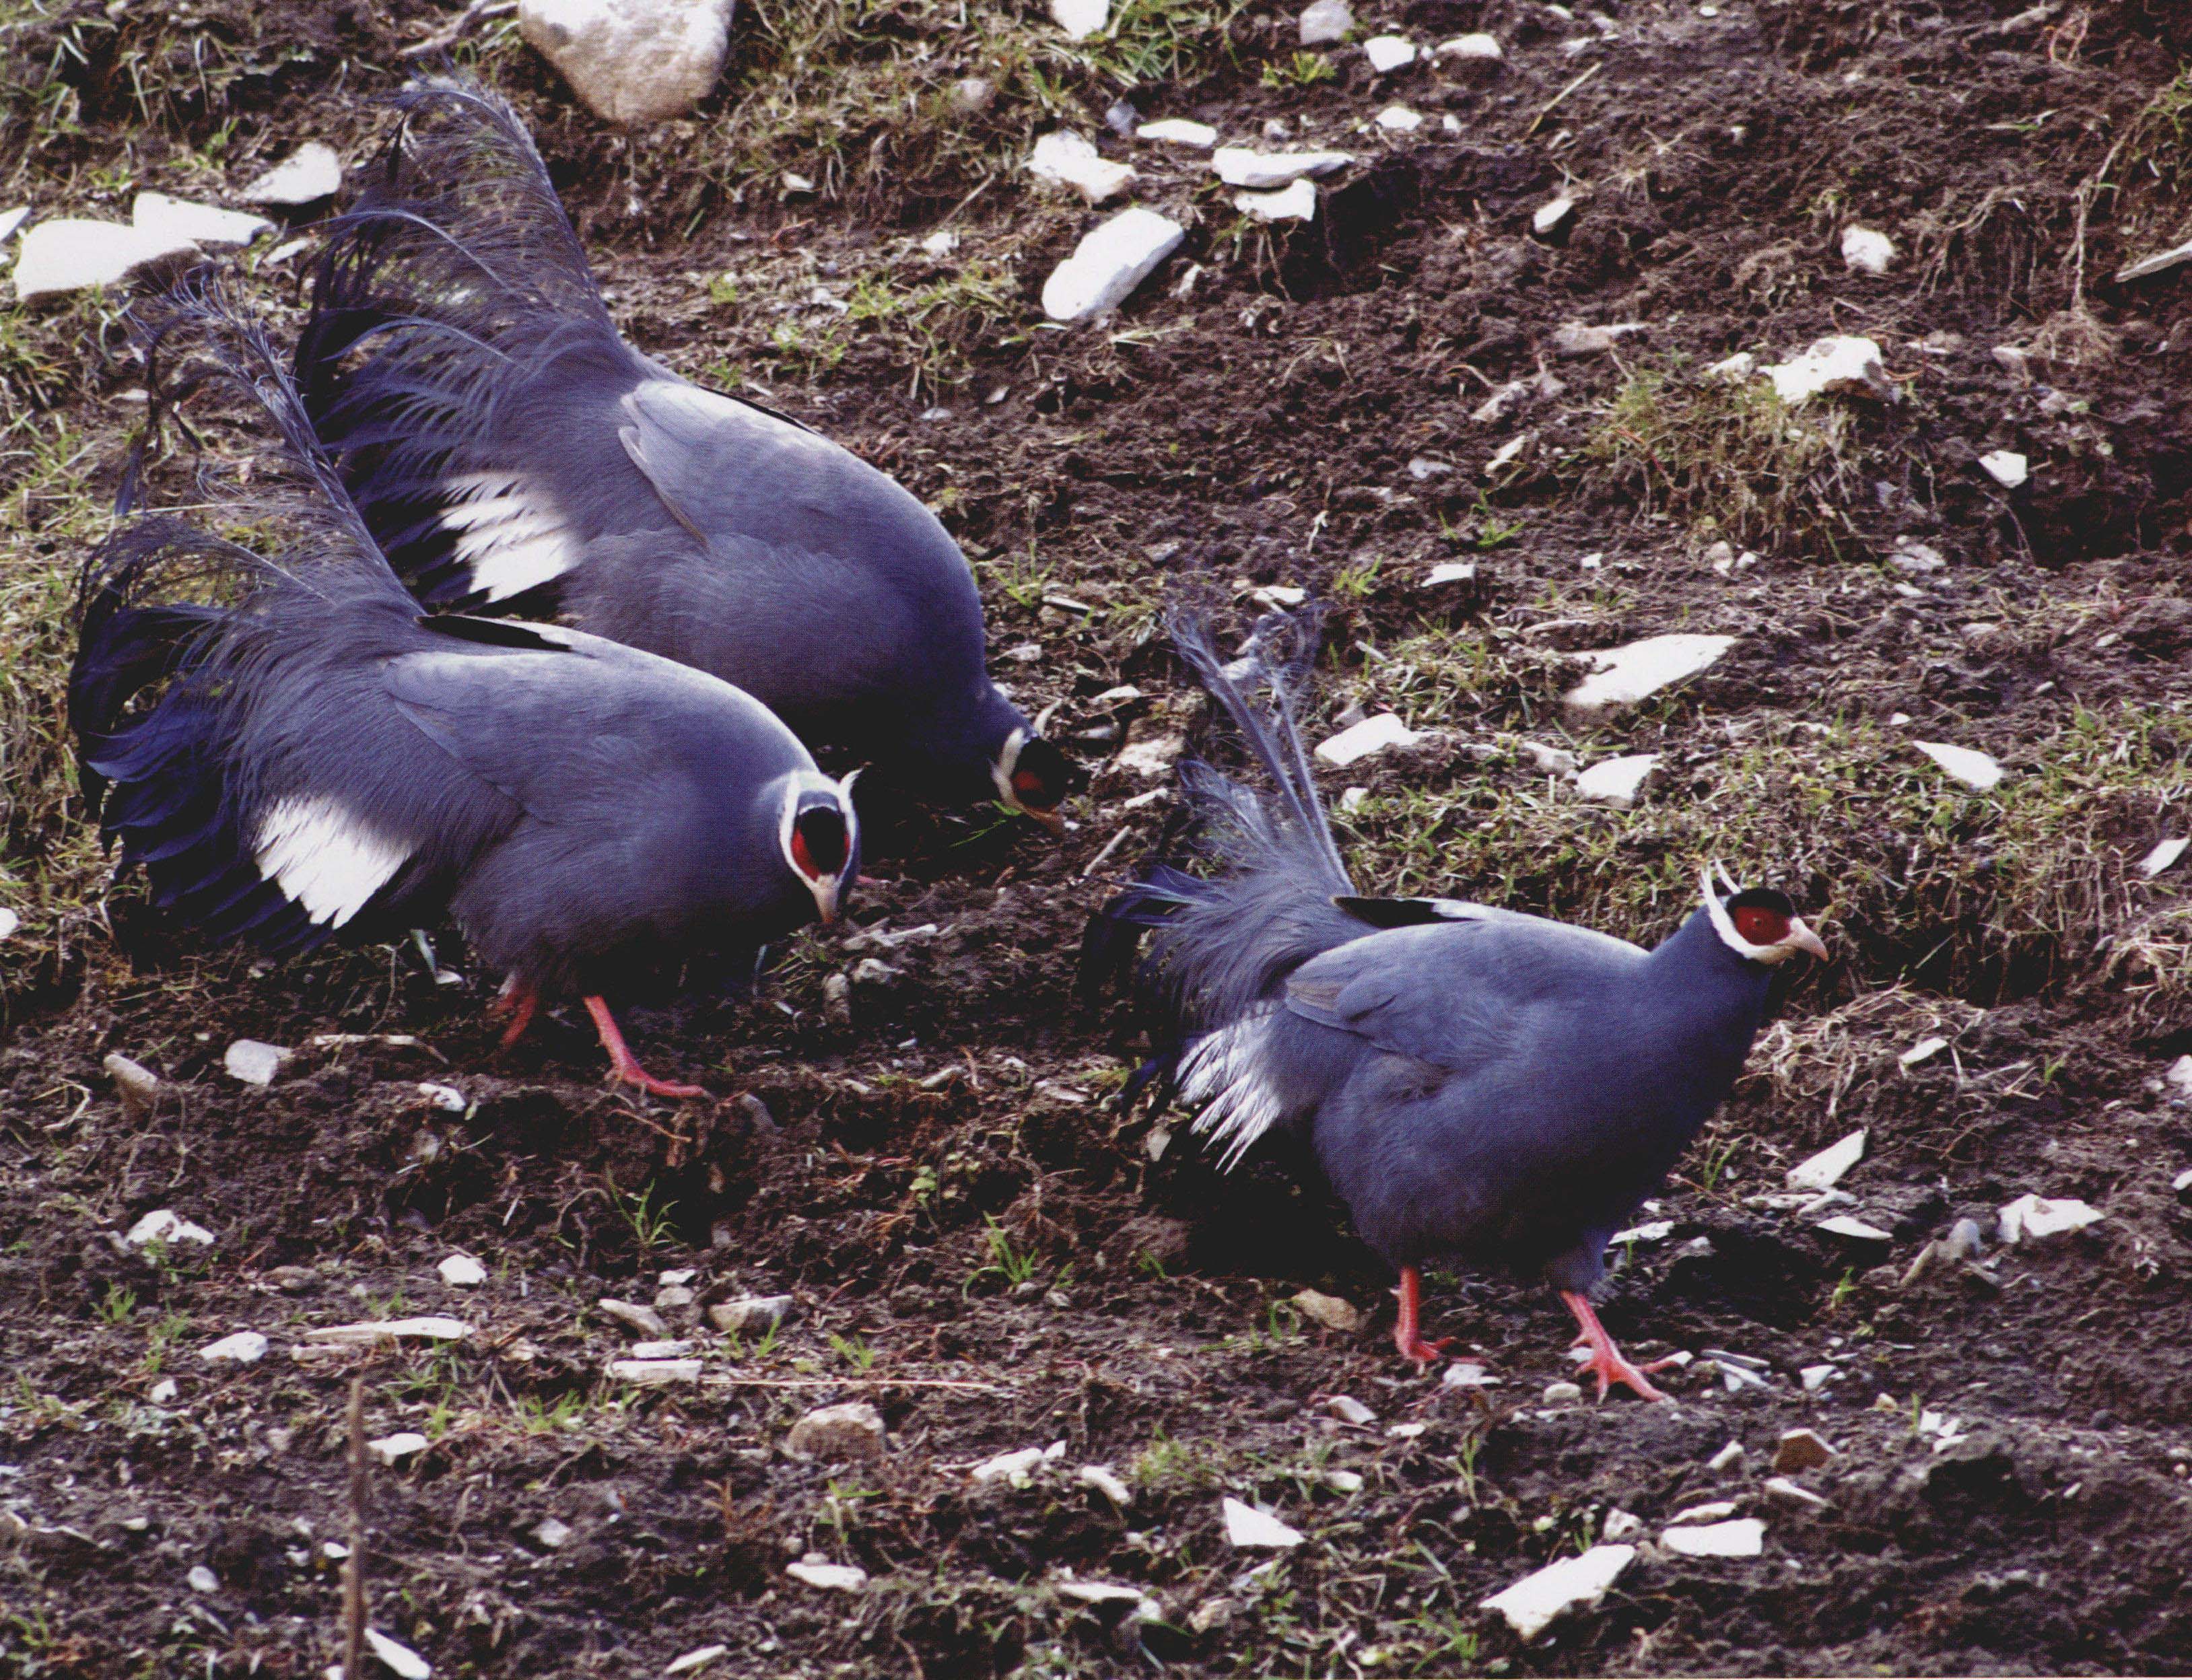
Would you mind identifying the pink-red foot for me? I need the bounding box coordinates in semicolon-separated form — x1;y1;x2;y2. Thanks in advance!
1392;1267;1457;1368
489;979;541;1051
583;995;708;1099
1560;1288;1676;1403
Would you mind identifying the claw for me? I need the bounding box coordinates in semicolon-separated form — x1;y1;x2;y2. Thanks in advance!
583;995;708;1100
1392;1267;1455;1368
1560;1289;1674;1403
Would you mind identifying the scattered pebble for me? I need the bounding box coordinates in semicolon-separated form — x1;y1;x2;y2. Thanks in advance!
1612;1217;1672;1245
1763;1476;1830;1511
1762;335;1890;405
241;142;343;205
664;1645;729;1677
1480;1544;1636;1640
1816;1215;1892;1242
1374;106;1423;133
1136;118;1217;147
1436;32;1503;61
598;1298;670;1339
1363;34;1417;71
1800;1364;1837;1392
1249;584;1307;610
1997;1193;2102;1245
1662;1517;1765;1558
1050;0;1109;39
1669;1499;1738;1525
1532;197;1577;237
304;1317;473;1345
518;0;734;123
2166;1055;2192;1099
1315;713;1422;767
1899;1035;1949;1068
1706;1440;1746;1472
201;1331;269;1365
607;1358;703;1385
1223;1497;1304;1549
1543;1380;1583;1404
1055;1578;1161;1619
1078;1463;1134;1506
1290;1289;1363;1333
1040;207;1184;322
149;1377;178;1404
710;1293;794;1336
1913;740;2005;791
1978;449;2029;489
1602;1508;1643;1540
1026;131;1136;205
1114;730;1188;779
1552;320;1647;356
10;218;199;300
1299;0;1352;44
1840;225;1896;275
629;1339;695;1360
1563;633;1736;718
0;207;27;246
1787;1129;1865;1191
1423;561;1476;589
920;229;960;258
127;1209;214;1249
1211;147;1352;189
438;1254;487;1288
364;1628;432;1680
971;1446;1048;1487
1771;1428;1837;1474
1706;350;1757;381
224;1039;294;1087
788;1555;870;1591
786;1401;887;1462
1235;178;1318;222
1326;1394;1377;1425
2139;838;2188;878
1574;754;1662;810
2117;234;2192;283
367;1432;430;1468
104;1053;161;1118
533;1516;575;1549
1443;1362;1497;1389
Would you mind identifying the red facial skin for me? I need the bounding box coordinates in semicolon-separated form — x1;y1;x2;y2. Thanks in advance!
1732;904;1790;946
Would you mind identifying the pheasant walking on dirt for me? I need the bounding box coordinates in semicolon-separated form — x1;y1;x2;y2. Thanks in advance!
1083;607;1826;1398
69;287;859;1098
294;79;1073;835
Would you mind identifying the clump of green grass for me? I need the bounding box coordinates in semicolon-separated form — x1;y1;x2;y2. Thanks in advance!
1585;362;1865;559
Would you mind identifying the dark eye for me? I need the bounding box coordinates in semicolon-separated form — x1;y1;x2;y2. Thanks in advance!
792;806;848;878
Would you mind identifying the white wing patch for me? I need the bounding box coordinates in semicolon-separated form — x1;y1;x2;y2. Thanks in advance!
253;794;411;929
1180;1009;1289;1171
438;470;583;602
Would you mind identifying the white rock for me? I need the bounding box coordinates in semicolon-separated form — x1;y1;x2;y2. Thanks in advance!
1078;1463;1134;1506
201;1331;269;1365
787;1557;870;1591
1326;1394;1377;1425
1551;320;1647;355
0;207;26;246
2139;838;2189;878
1211;147;1352;189
1374;106;1423;133
1762;335;1888;405
127;1209;214;1249
224;1039;294;1086
710;1293;795;1335
1435;32;1503;60
1315;713;1421;767
1543;1380;1583;1404
664;1646;730;1676
188;1564;219;1593
1363;34;1417;71
367;1432;430;1467
132;192;271;248
533;1516;574;1549
1816;1215;1892;1242
1574;754;1660;810
1480;1545;1635;1640
607;1358;703;1385
599;1298;669;1338
920;230;959;258
417;1082;467;1113
2167;1055;2192;1098
1222;1497;1303;1549
629;1339;695;1359
1050;0;1109;39
1661;1517;1765;1558
1336;785;1370;815
1800;1364;1836;1393
1249;584;1308;609
1056;1578;1160;1616
241;143;343;204
1027;131;1136;205
1997;1193;2102;1245
0;907;16;940
364;1628;433;1679
306;1317;473;1345
972;1446;1047;1486
437;1254;487;1288
1442;1362;1497;1389
1114;731;1187;780
1137;118;1217;148
2119;235;2192;283
1763;1476;1830;1511
1424;561;1478;588
1602;1509;1643;1541
1669;1499;1739;1524
518;0;734;124
1235;178;1317;222
11;218;199;300
1787;1129;1865;1192
1913;740;2004;790
1533;196;1576;236
1899;1035;1948;1068
1612;1219;1673;1245
1486;434;1530;472
1706;350;1757;381
1564;633;1736;718
1978;450;2028;489
1840;225;1895;275
1299;0;1352;44
1705;1442;1745;1473
786;1401;887;1461
1041;207;1184;322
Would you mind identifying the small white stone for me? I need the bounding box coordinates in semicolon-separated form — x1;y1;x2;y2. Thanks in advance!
1050;0;1109;39
1041;207;1185;322
1387;1420;1427;1439
1602;1509;1643;1541
438;1254;487;1288
1564;633;1736;717
305;1317;473;1345
1705;1441;1745;1472
1486;435;1530;473
1552;320;1647;356
1574;754;1661;810
1137;118;1217;147
201;1331;269;1365
1542;1380;1583;1404
224;1039;294;1086
1762;335;1889;405
367;1432;430;1467
1315;713;1421;767
629;1339;695;1360
1899;1036;1948;1068
0;907;17;940
1913;740;2004;790
1299;0;1352;44
710;1293;794;1335
1326;1394;1377;1425
1442;1362;1497;1389
9;218;199;300
1787;1129;1865;1191
1424;561;1478;588
1763;1476;1830;1511
189;1564;219;1593
1027;131;1137;205
786;1401;887;1461
787;1557;870;1591
2139;838;2189;878
1480;1545;1635;1640
2117;235;2192;283
1374;105;1423;133
127;1209;214;1249
1997;1193;2102;1245
1223;1497;1303;1548
1114;732;1187;780
1363;34;1417;71
533;1516;575;1549
1078;1463;1134;1506
1772;1428;1837;1473
1236;178;1317;221
240;143;343;205
1816;1215;1892;1242
132;192;271;248
971;1446;1047;1486
664;1644;730;1675
1249;584;1308;609
1290;1289;1363;1332
1055;1578;1160;1616
1978;449;2028;489
1800;1364;1836;1393
1437;32;1503;59
1533;196;1576;236
519;0;736;124
1661;1517;1765;1558
2166;1056;2192;1099
920;230;959;258
607;1358;703;1385
1611;1219;1673;1245
1211;147;1352;189
1669;1499;1739;1525
1840;225;1896;275
1706;350;1757;381
149;1377;179;1405
0;207;27;246
363;1628;434;1679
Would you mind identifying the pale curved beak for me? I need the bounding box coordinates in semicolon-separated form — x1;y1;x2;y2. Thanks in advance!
809;876;842;925
1787;917;1828;960
1019;802;1066;837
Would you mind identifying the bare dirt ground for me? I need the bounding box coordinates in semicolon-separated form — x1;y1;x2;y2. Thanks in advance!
5;1;2192;1674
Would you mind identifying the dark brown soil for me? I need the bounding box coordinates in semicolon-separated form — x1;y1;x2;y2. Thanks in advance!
6;1;2192;1675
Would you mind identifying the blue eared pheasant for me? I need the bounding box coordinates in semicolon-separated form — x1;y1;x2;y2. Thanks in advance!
294;79;1071;834
1085;608;1826;1399
71;288;860;1098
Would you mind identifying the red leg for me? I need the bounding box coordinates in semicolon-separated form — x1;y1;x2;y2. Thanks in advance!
489;979;540;1051
1392;1266;1458;1367
1560;1290;1677;1403
582;996;707;1099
